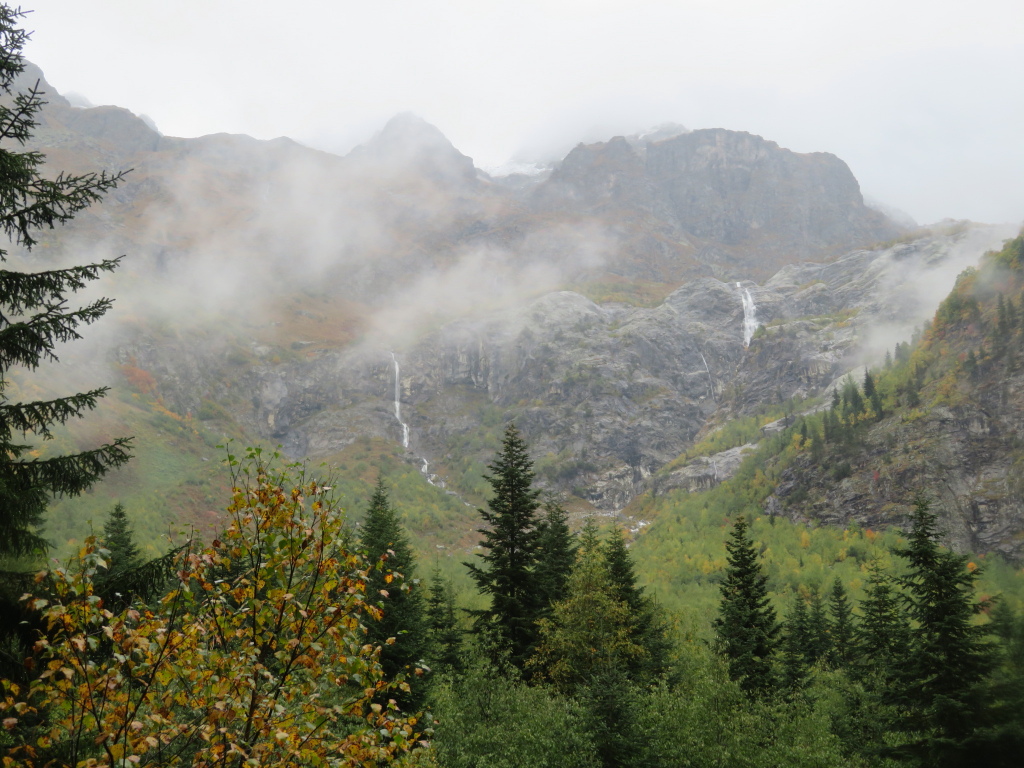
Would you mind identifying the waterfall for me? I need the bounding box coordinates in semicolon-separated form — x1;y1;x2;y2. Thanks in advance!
736;282;759;347
389;353;446;487
421;458;444;488
699;351;716;403
390;352;410;449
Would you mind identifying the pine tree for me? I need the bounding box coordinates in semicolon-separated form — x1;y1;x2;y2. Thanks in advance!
359;478;427;704
781;595;811;694
534;500;576;613
714;515;779;697
997;294;1010;337
0;7;131;561
841;375;864;420
965;349;979;378
864;368;884;419
855;564;910;684
94;502;145;613
465;423;543;671
603;526;671;683
826;576;857;670
805;588;832;665
891;495;999;765
100;502;141;573
425;566;462;675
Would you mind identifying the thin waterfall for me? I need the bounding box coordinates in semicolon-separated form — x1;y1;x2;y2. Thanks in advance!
390;352;410;449
736;282;759;347
389;353;446;487
699;351;716;404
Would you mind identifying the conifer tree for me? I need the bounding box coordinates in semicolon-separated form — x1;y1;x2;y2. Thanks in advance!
891;495;999;765
0;6;132;561
997;293;1010;337
864;368;883;419
360;478;427;703
100;502;141;573
529;527;642;768
534;500;576;612
826;576;857;670
805;587;832;665
94;502;147;613
425;566;463;675
714;515;779;697
781;595;811;694
603;526;671;682
465;423;543;670
855;564;910;684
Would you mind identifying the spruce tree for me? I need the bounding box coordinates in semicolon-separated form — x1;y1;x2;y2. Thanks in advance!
864;368;883;418
855;564;910;685
0;6;131;561
100;502;141;573
359;478;427;704
425;566;463;675
891;495;999;765
714;515;779;697
805;588;832;664
534;500;576;612
465;423;543;671
94;502;145;613
528;529;642;768
603;526;671;683
826;576;858;670
781;595;811;694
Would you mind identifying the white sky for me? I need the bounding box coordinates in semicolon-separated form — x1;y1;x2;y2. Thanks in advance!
24;0;1024;225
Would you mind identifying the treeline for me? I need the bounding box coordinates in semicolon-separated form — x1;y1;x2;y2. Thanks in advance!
4;429;1024;766
717;501;1024;766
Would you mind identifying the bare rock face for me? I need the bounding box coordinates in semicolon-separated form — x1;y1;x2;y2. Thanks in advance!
532;129;902;281
647;129;894;257
114;226;1004;522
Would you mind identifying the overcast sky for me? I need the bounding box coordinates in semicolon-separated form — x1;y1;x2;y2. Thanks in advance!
24;1;1024;226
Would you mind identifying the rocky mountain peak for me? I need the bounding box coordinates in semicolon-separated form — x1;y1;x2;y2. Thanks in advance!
347;112;477;185
644;128;895;256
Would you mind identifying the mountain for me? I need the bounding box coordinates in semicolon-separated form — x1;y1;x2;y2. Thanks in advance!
759;234;1024;560
19;62;1024;560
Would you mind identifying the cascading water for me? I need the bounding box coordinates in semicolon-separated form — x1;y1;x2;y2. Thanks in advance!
421;459;445;489
698;351;716;403
736;282;759;347
390;352;410;449
389;352;445;488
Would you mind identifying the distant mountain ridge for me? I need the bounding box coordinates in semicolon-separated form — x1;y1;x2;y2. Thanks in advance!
27;60;1023;560
22;60;901;294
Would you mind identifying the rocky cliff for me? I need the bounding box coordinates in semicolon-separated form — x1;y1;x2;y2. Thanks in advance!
23;61;1023;557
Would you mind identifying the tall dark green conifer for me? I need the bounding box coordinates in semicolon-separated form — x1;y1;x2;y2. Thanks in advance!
534;500;576;612
892;496;999;765
360;478;427;704
781;594;811;694
529;526;642;768
856;564;909;683
826;577;858;670
0;6;131;561
465;423;543;671
425;566;462;675
714;515;779;697
805;589;832;665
